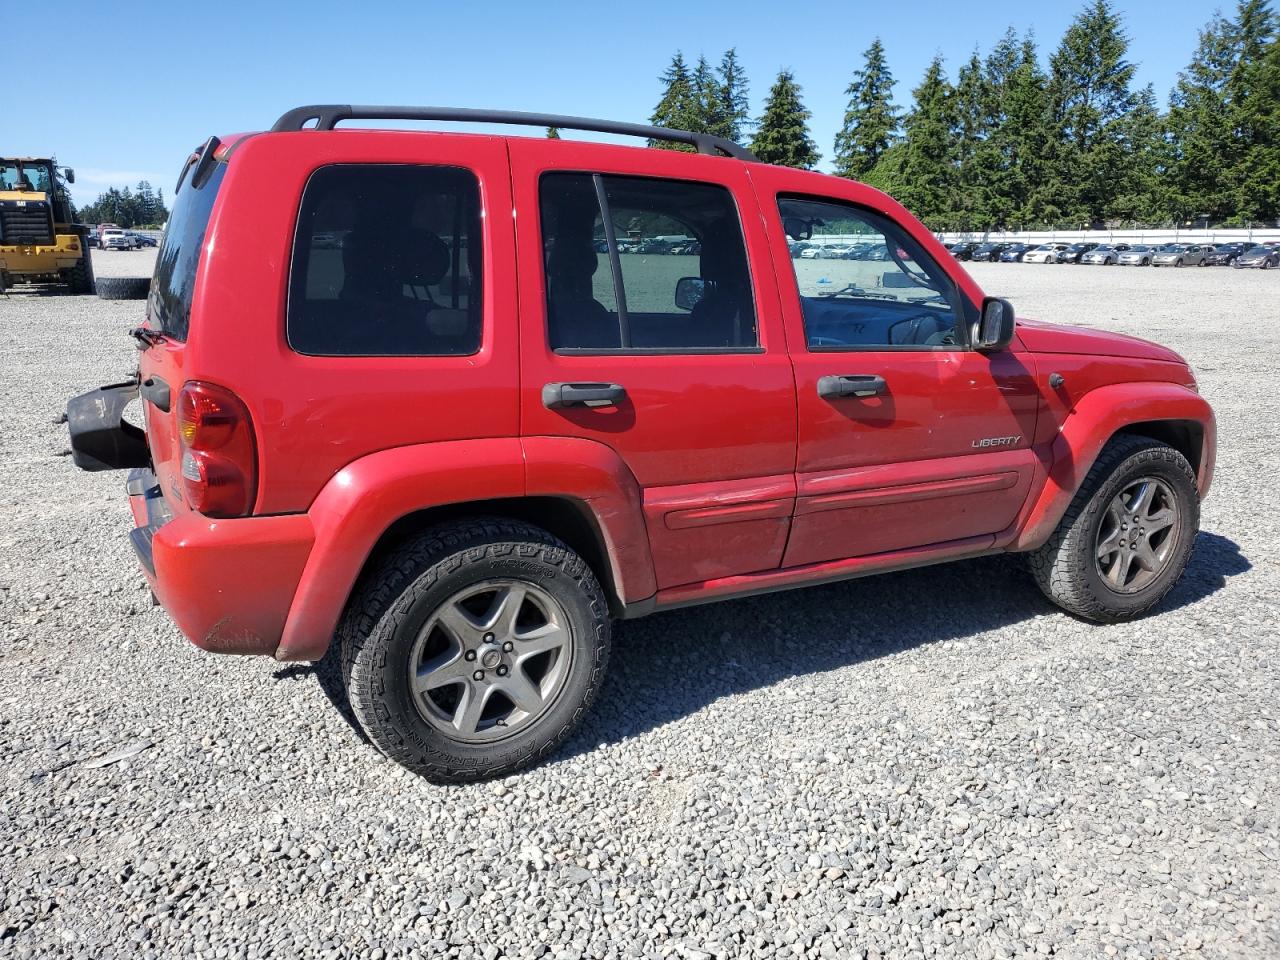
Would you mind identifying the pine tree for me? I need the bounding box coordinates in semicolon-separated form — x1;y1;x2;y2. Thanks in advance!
713;48;751;142
1046;0;1138;224
1108;85;1169;223
973;28;1024;227
833;39;900;179
1166;12;1236;220
750;70;820;169
1005;36;1060;226
1225;0;1280;222
886;56;956;227
951;51;989;229
546;126;561;139
650;52;699;149
692;55;721;134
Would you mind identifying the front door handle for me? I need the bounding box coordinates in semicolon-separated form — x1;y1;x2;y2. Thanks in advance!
817;374;886;399
542;381;627;409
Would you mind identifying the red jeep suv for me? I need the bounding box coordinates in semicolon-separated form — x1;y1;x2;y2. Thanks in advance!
66;106;1215;783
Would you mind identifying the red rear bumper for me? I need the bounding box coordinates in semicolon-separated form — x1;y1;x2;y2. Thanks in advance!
128;470;314;655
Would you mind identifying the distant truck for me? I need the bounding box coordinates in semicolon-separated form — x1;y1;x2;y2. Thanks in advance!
0;157;94;293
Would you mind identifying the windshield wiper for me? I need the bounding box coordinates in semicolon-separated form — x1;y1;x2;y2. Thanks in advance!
129;326;166;349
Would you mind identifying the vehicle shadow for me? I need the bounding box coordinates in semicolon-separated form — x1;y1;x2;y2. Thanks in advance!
560;530;1249;758
304;531;1247;759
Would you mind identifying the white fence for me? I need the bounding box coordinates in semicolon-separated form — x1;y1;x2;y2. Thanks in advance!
936;228;1280;245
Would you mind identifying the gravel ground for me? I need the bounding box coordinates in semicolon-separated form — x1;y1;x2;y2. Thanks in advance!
1;253;1277;959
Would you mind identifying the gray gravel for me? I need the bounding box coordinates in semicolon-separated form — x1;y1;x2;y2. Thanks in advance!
1;253;1277;958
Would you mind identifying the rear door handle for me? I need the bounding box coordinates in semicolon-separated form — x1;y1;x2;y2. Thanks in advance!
817;374;886;399
140;375;171;412
542;382;626;409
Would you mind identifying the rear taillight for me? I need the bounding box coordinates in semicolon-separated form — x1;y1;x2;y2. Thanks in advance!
176;381;257;518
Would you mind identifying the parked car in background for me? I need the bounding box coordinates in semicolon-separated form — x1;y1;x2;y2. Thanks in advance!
970;242;1010;262
127;231;158;248
1152;244;1209;267
999;243;1033;262
1059;242;1100;264
1081;244;1130;265
1117;245;1155;266
99;228;136;250
1022;243;1070;264
947;241;979;261
84;228;100;249
1201;243;1240;265
1233;245;1280;269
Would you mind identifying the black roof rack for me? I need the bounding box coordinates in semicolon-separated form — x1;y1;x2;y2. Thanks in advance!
270;104;757;161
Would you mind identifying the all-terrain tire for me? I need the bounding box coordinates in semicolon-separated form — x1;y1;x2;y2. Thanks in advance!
96;276;150;300
1027;435;1199;623
339;518;611;783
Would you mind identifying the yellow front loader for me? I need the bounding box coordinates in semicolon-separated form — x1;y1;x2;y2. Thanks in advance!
0;157;94;293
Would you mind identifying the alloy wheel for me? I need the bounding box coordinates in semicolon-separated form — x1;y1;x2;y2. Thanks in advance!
408;579;573;742
1094;477;1180;594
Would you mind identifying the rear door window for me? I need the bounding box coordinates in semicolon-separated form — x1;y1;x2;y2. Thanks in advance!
148;162;225;341
287;164;482;356
539;173;757;352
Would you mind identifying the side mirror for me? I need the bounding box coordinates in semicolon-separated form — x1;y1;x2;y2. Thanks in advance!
976;297;1015;352
63;167;75;184
674;276;706;311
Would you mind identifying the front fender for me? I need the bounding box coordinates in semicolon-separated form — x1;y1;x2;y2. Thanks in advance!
1010;381;1215;551
275;439;524;661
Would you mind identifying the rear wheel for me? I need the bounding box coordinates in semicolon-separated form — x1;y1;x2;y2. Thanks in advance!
339;518;611;783
1028;436;1198;622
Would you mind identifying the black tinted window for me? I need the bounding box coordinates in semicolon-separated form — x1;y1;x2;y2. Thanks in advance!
148;162;225;341
779;197;967;350
540;173;756;352
288;164;482;356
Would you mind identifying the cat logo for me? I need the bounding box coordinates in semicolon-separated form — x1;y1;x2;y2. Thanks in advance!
972;436;1022;448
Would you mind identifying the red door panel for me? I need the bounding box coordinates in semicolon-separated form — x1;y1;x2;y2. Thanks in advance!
509;140;798;591
746;164;1042;566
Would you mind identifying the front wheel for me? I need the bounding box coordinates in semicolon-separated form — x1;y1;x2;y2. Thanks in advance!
1028;436;1199;622
339;518;611;783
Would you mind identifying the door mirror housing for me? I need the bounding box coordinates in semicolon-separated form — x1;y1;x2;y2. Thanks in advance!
674;276;706;311
976;297;1016;352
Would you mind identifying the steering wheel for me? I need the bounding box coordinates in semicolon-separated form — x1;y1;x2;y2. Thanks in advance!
887;243;941;291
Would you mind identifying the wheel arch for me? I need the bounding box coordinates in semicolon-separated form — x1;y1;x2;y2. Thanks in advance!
357;496;626;618
274;437;656;662
1009;382;1215;551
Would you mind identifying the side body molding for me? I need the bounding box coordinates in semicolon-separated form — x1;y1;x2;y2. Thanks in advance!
1009;381;1215;551
276;439;525;661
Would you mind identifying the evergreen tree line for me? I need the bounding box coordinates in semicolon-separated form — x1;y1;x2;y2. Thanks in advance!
646;0;1280;230
77;181;169;228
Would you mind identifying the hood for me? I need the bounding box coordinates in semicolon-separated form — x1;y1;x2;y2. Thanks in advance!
1015;317;1184;363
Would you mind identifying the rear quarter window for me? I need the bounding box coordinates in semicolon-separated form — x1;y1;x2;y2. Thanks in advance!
287;164;483;357
148;162;225;341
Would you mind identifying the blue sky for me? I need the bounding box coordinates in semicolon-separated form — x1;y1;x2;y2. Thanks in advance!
12;0;1218;207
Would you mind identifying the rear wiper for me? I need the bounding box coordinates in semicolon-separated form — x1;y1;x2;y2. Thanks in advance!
129;326;166;349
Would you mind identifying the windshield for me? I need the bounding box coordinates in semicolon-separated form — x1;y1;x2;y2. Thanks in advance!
149;160;226;341
1157;244;1184;252
1127;246;1151;253
1245;246;1269;255
0;160;54;193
